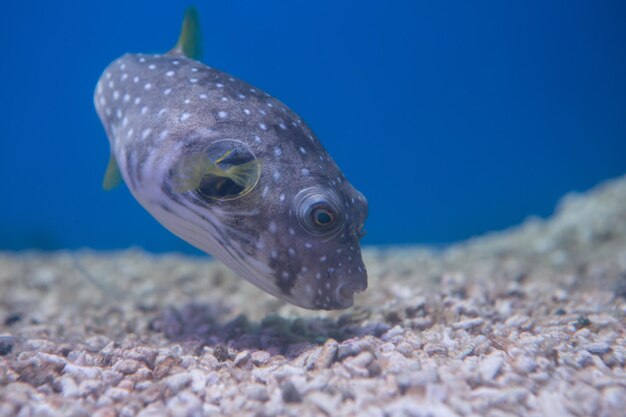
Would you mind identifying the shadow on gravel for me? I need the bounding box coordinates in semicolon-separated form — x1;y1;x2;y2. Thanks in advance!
149;303;390;357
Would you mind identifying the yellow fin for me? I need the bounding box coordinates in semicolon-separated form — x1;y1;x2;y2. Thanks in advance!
171;7;202;59
172;153;216;192
102;153;123;190
171;152;262;200
223;159;262;188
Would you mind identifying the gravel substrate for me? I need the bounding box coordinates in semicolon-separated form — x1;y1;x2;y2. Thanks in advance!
1;176;625;417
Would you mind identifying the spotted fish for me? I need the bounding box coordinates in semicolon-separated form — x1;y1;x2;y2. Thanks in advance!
94;8;368;309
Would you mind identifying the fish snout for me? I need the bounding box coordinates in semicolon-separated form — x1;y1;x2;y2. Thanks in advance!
333;268;368;309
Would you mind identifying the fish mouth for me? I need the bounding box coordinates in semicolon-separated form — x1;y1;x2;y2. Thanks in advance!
334;280;368;309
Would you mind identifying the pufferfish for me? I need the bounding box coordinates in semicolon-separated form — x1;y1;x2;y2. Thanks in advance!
94;8;368;309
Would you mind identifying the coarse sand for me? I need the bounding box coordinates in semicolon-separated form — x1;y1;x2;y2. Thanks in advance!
1;176;625;416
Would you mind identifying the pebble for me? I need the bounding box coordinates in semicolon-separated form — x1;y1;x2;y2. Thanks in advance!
424;343;448;357
244;383;270;402
163;372;193;393
59;375;79;398
452;317;484;330
105;387;130;401
112;359;142;375
479;354;504;381
395;342;414;357
337;338;375;361
314;339;339;369
0;337;14;356
251;350;270;366
575;350;594;368
64;363;102;381
92;407;117;417
234;350;251;367
603;386;625;409
280;380;302;403
381;325;404;341
583;342;611;355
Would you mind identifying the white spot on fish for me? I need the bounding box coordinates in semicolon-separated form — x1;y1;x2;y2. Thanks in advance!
164;88;172;95
190;78;198;83
199;94;208;99
254;135;261;143
123;94;130;102
134;97;141;105
166;71;174;77
299;147;306;154
113;91;120;100
268;221;277;233
141;106;148;115
274;147;282;157
279;193;285;202
133;76;139;83
218;111;228;119
259;123;268;130
244;109;251;115
180;113;190;121
320;256;327;262
144;83;152;90
148;64;156;70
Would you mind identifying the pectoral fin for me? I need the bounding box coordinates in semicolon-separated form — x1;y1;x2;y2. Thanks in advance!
171;151;261;200
102;153;123;190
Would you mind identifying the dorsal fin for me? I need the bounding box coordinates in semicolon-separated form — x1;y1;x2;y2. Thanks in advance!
170;7;202;60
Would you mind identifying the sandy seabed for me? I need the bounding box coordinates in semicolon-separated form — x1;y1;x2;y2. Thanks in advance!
1;176;625;417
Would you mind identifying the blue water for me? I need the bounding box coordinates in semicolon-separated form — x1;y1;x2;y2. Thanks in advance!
1;1;625;253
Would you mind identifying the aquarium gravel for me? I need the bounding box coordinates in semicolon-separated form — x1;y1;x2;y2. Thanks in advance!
1;176;625;416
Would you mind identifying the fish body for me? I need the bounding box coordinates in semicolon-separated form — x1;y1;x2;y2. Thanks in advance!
94;9;368;309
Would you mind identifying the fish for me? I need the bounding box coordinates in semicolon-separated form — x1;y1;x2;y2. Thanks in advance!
93;8;368;310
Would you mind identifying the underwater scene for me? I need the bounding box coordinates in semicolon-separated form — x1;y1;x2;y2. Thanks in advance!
1;1;625;416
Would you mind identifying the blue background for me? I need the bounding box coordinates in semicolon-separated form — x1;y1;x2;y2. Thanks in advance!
1;1;625;252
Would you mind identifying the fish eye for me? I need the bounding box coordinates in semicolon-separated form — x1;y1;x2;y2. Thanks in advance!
294;187;342;236
312;206;335;227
